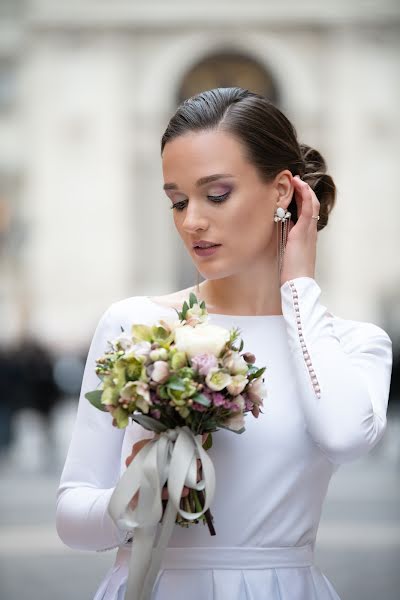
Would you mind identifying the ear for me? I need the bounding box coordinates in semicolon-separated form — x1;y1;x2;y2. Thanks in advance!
274;169;294;211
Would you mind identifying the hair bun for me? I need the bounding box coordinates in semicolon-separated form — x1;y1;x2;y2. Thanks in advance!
299;143;336;231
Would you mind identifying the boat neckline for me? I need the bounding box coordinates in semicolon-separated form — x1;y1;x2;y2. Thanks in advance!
143;296;285;319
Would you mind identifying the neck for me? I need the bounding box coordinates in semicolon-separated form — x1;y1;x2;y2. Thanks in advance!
194;258;282;317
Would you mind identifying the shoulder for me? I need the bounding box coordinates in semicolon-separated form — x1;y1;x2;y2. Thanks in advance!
100;292;186;332
102;295;158;328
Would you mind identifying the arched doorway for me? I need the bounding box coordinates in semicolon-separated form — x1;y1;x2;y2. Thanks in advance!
176;50;279;105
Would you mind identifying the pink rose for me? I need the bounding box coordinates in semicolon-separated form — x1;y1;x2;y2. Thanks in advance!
191;353;218;376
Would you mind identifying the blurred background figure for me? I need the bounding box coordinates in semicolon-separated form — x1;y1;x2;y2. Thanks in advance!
0;0;399;598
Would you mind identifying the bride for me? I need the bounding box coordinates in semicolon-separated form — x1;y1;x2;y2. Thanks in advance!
56;87;393;599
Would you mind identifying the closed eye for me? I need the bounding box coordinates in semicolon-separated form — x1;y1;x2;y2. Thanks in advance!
170;191;231;211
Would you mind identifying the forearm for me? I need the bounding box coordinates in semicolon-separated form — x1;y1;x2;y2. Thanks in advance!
280;277;393;464
56;485;133;551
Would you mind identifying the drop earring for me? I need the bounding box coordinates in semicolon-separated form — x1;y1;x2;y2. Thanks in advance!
274;206;291;281
193;268;201;295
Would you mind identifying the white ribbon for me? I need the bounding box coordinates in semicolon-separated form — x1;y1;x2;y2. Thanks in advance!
108;425;216;600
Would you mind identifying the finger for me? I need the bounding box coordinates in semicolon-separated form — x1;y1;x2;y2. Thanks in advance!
292;176;312;221
125;438;151;467
162;484;190;499
292;176;319;229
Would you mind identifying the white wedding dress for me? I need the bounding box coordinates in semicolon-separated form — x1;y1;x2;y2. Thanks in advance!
56;277;393;600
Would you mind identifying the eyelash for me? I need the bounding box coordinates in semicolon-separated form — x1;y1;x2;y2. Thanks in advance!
170;192;230;211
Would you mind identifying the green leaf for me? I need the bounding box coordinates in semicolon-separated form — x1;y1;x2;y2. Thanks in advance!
191;392;212;407
131;413;169;433
85;390;108;412
247;366;267;381
189;292;198;307
203;432;213;450
218;423;246;434
167;376;186;391
182;300;189;316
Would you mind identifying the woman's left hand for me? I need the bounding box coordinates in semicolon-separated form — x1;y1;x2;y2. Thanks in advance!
280;175;320;287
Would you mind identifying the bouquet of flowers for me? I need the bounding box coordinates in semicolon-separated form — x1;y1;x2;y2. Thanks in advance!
85;292;267;600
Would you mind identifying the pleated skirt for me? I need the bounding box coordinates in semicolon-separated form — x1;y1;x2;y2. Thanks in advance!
94;543;342;600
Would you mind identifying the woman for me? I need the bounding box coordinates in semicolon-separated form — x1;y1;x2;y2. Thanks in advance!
56;88;393;599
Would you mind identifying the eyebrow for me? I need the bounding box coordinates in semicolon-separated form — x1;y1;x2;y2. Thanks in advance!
163;173;235;191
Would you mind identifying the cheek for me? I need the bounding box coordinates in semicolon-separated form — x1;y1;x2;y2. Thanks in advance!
231;201;274;249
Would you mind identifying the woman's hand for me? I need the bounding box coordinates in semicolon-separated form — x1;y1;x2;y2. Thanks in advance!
280;174;320;287
125;433;209;511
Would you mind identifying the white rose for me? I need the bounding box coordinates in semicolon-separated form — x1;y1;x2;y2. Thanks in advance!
174;322;230;359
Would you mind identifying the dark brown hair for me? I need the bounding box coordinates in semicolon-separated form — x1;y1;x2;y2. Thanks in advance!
161;87;336;230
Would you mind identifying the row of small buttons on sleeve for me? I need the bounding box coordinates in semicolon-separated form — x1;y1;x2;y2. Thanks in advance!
289;280;321;399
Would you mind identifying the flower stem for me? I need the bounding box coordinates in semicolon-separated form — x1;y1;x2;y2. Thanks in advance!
192;489;216;536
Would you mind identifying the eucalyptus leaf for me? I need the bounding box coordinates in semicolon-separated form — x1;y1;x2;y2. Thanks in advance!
191;392;211;407
131;413;169;433
85;390;108;412
218;423;245;434
167;377;186;391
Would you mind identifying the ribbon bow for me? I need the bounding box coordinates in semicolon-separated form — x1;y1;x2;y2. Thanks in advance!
108;425;216;600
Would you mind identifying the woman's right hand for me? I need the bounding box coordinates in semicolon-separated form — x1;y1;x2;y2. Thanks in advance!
125;433;209;510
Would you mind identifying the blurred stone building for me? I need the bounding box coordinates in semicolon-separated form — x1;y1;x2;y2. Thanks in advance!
0;0;399;350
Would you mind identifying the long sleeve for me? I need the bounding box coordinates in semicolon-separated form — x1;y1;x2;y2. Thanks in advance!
56;302;132;551
280;276;393;465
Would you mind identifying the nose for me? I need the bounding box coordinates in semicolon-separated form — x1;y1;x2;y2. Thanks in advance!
181;201;209;234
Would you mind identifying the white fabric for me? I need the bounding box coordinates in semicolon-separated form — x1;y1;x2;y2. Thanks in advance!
55;276;393;599
108;425;216;600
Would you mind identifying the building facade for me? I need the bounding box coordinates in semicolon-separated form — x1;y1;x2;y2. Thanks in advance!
0;0;399;349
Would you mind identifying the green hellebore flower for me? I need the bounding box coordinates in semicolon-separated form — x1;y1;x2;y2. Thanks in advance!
206;368;232;391
112;406;129;428
171;350;187;370
125;356;145;381
151;325;174;346
101;383;120;407
131;324;153;342
112;362;127;388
